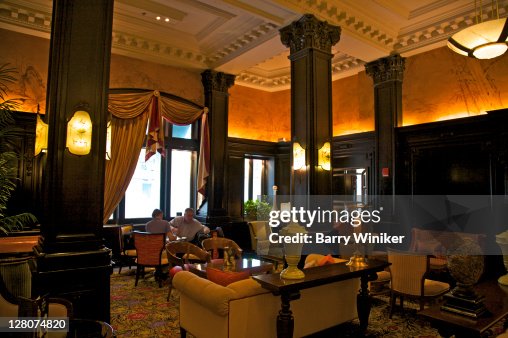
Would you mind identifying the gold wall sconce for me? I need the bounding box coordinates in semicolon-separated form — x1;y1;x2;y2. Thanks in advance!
34;113;48;156
66;109;92;155
293;142;306;171
318;141;331;171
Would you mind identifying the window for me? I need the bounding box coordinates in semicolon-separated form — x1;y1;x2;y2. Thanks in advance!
110;120;199;223
124;150;161;218
170;149;194;216
244;158;266;201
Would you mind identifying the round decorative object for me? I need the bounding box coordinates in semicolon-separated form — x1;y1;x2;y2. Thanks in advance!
496;230;508;286
447;237;484;298
169;266;183;278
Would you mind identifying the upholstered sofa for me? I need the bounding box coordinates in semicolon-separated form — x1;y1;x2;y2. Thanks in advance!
173;259;359;338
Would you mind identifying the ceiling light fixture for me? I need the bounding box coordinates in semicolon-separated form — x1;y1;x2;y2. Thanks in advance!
447;0;508;59
165;18;170;22
156;16;161;20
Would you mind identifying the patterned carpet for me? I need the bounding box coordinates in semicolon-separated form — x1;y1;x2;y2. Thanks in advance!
110;269;506;338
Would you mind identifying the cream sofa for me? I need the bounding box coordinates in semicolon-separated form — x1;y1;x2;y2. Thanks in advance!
173;263;359;338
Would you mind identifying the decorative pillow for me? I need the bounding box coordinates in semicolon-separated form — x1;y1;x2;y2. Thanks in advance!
303;260;317;269
206;268;250;287
169;266;183;278
317;254;335;266
415;240;444;255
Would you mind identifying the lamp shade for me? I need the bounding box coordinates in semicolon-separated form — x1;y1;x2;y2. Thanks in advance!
447;18;508;59
293;142;305;170
318;141;331;171
34;114;48;156
66;110;92;155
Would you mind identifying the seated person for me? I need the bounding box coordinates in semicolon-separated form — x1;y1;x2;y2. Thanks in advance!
169;208;210;244
146;209;177;241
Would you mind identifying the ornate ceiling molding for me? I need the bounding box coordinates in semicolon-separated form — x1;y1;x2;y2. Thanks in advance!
235;54;364;91
0;1;51;33
111;31;210;69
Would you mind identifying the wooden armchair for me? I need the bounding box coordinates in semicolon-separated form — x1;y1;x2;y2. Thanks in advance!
133;231;169;287
201;238;243;260
387;249;450;318
0;258;72;338
118;224;137;274
165;241;210;300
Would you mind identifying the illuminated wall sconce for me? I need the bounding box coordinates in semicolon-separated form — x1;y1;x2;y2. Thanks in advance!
66;109;92;155
34;113;48;156
293;142;306;170
105;119;112;160
318;141;331;171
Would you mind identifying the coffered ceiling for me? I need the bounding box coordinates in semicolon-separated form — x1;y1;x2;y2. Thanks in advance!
1;0;507;91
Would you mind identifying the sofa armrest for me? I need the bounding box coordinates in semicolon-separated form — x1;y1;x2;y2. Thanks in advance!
173;271;236;316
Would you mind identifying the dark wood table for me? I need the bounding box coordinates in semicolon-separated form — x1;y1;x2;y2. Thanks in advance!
252;259;390;338
187;258;274;278
0;236;39;257
418;280;508;338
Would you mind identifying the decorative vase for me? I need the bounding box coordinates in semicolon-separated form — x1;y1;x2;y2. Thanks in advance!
280;222;306;280
496;230;508;286
441;237;486;318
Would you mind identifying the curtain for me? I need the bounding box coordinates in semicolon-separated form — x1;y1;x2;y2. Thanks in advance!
103;90;208;223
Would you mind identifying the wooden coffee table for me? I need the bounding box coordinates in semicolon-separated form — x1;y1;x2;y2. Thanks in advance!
187;258;273;278
418;280;508;338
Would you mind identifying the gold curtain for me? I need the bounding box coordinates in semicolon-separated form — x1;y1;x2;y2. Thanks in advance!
103;90;208;223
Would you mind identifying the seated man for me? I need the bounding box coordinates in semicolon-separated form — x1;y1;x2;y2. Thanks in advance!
146;209;177;241
169;208;210;245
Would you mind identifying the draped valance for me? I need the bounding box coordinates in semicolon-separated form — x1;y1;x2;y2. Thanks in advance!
104;90;209;223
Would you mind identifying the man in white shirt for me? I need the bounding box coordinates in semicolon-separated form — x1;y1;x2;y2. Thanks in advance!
169;208;210;243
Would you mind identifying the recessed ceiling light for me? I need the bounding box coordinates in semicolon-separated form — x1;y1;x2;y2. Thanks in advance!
165;18;170;22
156;16;161;20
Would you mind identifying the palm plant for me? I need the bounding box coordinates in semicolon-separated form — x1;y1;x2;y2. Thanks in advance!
0;63;38;235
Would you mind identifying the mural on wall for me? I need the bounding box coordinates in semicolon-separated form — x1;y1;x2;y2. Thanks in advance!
0;29;49;113
0;29;204;113
332;71;374;136
228;86;290;142
403;46;508;125
109;54;204;106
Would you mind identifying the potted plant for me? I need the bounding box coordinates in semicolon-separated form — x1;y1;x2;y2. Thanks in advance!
243;196;272;221
0;64;38;235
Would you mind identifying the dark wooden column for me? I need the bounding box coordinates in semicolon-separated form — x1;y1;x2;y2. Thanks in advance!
365;55;405;196
33;0;114;322
198;70;235;226
280;14;340;199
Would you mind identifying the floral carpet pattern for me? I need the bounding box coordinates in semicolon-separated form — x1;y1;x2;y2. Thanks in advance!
110;269;506;338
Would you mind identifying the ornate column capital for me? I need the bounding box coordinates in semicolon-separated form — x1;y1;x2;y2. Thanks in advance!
280;14;341;54
365;54;406;85
201;70;235;93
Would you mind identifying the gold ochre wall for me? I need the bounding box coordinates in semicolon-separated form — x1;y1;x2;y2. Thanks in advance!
0;28;203;113
2;28;507;138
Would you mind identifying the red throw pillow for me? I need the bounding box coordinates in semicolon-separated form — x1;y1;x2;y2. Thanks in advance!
317;254;335;266
206;268;250;287
169;266;183;278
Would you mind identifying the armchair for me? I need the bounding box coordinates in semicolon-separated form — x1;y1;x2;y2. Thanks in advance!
165;241;210;300
387;249;450;318
201;238;243;259
133;231;169;287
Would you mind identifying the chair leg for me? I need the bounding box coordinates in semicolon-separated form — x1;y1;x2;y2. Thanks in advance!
180;327;187;338
118;264;123;274
167;276;173;301
389;292;396;319
420;299;425;311
135;266;140;286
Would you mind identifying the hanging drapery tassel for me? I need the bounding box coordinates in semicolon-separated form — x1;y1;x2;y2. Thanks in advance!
145;91;165;161
197;107;210;202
